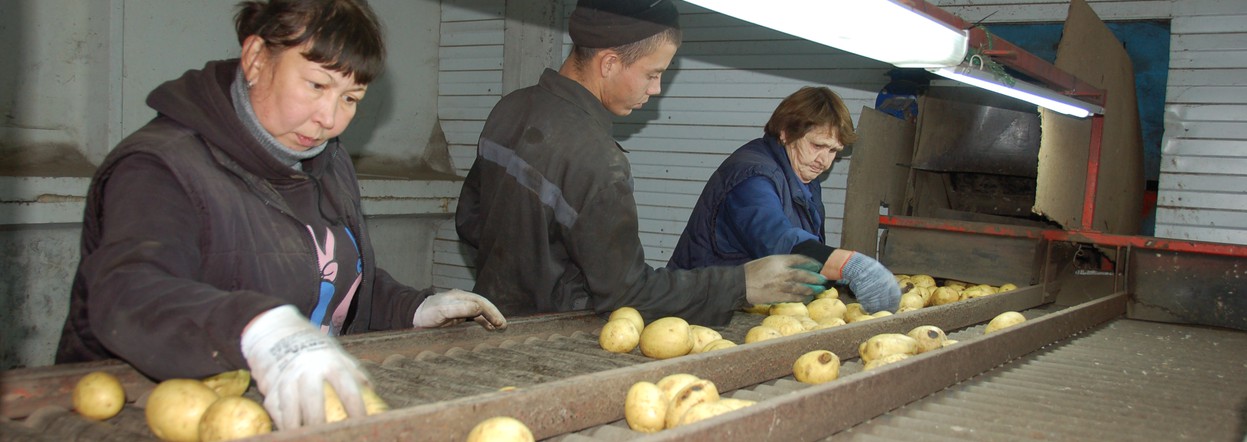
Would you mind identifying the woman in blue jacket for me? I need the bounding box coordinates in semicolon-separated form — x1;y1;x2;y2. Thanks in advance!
669;87;900;313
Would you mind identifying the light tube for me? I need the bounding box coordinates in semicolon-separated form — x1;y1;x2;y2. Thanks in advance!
928;65;1104;118
683;0;969;68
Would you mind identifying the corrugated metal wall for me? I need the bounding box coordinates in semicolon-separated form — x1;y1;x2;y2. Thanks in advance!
433;0;1247;291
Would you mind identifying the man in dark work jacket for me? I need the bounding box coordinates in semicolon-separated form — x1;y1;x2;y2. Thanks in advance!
456;0;825;327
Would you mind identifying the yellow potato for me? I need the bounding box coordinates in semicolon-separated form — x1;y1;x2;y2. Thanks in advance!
200;370;250;398
961;288;990;300
872;311;893;318
656;373;701;404
909;274;936;288
863;353;911;370
906;325;950;354
896;306;920;314
792;350;841;384
742;304;771;315
466;416;534;442
812;318;846;330
639;317;693;359
73;371;126;421
600;318;641;353
688;325;723;354
744;326;782;343
198;396;271;442
970;284;999;294
761;315;804;336
717;398;755;410
912;286;934;306
324;383;389;423
700;339;737;352
930;286;960;306
608;306;645;334
843;303;867;320
664;379;720;429
146;379;220;442
858;333;919;363
898;292;925;311
768;302;809;317
674;401;735;427
624;381;666;433
797;316;820;331
985;311;1026;333
998;283;1018;292
815;287;839;299
807;297;847;322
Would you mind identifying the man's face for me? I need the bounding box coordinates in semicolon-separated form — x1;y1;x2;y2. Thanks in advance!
783;125;844;183
600;41;678;116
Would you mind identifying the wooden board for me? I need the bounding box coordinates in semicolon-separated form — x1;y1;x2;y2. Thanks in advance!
841;107;916;256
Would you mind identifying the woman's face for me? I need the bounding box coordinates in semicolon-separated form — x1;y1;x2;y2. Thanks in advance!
782;125;843;183
243;37;367;151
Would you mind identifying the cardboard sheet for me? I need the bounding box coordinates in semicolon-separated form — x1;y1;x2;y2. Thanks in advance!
841;107;916;256
1034;0;1144;234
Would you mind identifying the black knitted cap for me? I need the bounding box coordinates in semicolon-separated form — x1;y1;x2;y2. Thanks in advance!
569;0;680;48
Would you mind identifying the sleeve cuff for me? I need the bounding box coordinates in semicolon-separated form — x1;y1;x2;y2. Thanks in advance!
791;239;835;264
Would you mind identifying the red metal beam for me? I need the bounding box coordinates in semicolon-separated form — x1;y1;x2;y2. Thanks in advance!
1082;114;1106;230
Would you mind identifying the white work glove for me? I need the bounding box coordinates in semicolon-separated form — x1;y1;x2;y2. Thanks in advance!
241;305;369;430
743;254;827;305
413;289;508;330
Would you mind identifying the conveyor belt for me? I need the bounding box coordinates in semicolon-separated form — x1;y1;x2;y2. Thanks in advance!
827;318;1247;441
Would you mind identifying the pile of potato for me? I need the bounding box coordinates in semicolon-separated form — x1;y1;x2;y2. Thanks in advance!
72;368;389;442
857;325;957;371
466;416;534;442
894;274;1018;313
599;307;737;358
625;373;756;432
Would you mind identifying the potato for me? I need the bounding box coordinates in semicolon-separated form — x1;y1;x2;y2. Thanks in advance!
198;396;271;442
896;306;920;314
797;316;820;331
600;318;641;353
807;298;847;322
998;283;1018;292
863;353;911;370
907;325;951;354
761;315;804;336
970;284;998;294
961;288;990;300
744;326;782;343
608;306;645;334
912;286;934;306
688;325;723;353
768;302;809;317
985;311;1026;333
466;416;534;442
815;287;839;300
200;370;250;398
929;287;960;306
792;350;840;384
700;339;737;352
664;379;720;429
812;318;846;330
843;303;867;321
74;371;125;421
656;373;701;404
674;401;735;427
743;304;771;315
845;313;873;323
324;383;389;423
146;379;220;442
624;381;666;433
717;398;755;410
898;292;925;311
909;274;936;288
858;333;919;363
639;317;693;359
872;311;893;318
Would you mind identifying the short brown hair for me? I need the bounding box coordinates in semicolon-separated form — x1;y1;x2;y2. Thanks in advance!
569;27;682;69
235;0;385;84
765;87;857;147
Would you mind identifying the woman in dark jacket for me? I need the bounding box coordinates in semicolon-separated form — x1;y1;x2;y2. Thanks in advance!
669;87;901;313
56;0;505;430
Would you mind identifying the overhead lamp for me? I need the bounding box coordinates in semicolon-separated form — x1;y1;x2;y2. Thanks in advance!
683;0;968;68
927;63;1104;118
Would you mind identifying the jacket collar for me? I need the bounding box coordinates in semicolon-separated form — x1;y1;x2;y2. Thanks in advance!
539;69;616;142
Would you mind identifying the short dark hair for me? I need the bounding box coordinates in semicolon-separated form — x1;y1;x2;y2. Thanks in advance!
765;87;857;147
235;0;385;85
569;27;682;69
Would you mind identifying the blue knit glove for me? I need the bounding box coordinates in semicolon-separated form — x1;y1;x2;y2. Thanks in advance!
840;252;901;313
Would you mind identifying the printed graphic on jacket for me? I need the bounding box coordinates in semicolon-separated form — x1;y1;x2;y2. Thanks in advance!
307;225;362;336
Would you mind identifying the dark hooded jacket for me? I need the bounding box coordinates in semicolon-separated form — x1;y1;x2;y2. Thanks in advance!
456;69;746;326
56;59;430;380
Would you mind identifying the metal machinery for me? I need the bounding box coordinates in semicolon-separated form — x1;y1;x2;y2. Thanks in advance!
4;1;1246;441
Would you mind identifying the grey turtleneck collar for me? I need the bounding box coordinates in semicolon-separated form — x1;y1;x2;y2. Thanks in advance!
231;68;326;172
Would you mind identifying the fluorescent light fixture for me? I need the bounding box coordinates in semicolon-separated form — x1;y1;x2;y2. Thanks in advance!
683;0;968;68
928;65;1104;118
